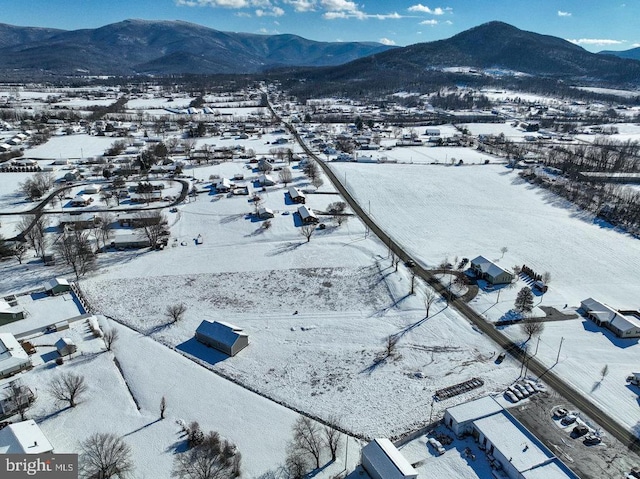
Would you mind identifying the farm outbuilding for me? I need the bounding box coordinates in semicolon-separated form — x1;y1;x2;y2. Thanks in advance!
0;333;32;379
195;321;249;356
361;438;418;479
55;338;77;357
44;277;71;295
470;256;514;285
0;300;26;325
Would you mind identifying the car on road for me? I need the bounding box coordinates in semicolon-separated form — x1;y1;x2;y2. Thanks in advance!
572;425;589;437
561;414;578;426
404;260;416;268
583;434;602;445
554;408;569;418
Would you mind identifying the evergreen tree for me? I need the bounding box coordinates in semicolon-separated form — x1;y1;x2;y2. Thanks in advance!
514;286;534;313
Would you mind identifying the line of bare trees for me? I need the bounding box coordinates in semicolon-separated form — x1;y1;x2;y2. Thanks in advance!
285;416;341;478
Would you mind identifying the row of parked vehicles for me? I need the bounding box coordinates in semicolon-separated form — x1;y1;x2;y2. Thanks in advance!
553;408;602;445
504;380;544;403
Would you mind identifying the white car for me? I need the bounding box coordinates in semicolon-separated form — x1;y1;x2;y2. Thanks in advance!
427;438;445;456
505;390;519;403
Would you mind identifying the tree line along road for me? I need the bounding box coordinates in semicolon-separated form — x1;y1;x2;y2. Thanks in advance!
267;99;640;455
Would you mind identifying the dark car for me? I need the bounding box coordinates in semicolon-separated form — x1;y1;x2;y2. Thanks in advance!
583;434;601;445
496;352;506;364
404;260;416;268
572;425;589;437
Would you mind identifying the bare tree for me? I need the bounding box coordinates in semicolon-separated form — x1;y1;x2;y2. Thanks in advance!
500;246;508;258
424;290;437;318
13;242;27;264
103;328;119;351
542;271;552;285
384;334;399;359
55;230;96;280
135;211;168;248
311;177;324;190
512;264;522;276
165;303;187;324
285;444;309;479
278;167;293;186
19;215;48;258
49;372;88;408
95;212;115;252
300;224;315;243
323;421;341;462
328;201;348;226
520;318;545;342
410;268;418;295
80;433;134;479
160;396;167;420
3;380;35;421
291;417;324;469
392;253;400;272
172;431;241;479
302;161;319;180
601;364;609;380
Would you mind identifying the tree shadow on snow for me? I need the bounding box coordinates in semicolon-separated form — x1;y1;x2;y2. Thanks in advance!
266;242;304;256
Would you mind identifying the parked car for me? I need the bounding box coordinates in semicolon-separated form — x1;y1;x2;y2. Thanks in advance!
561;414;578;426
515;384;530;397
554;408;569;418
427;438;445;456
496;352;506;364
526;379;544;392
583;434;602;445
572;425;589;437
505;391;519;403
509;386;524;400
524;383;536;395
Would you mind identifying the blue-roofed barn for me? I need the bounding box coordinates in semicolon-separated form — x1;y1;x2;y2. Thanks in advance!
195;321;249;356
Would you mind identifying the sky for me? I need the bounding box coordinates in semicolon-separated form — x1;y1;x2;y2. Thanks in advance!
3;0;639;52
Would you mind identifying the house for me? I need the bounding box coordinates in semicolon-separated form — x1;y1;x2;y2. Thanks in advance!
55;337;77;357
44;277;71;296
444;397;579;479
195;320;249;356
361;438;418;479
215;178;232;192
0;382;35;419
83;184;102;194
257;174;276;187
59;212;98;230
297;205;319;224
0;420;54;454
257;207;274;219
0;300;26;325
69;195;92;207
0;333;32;379
63;170;81;182
288;186;306;204
425;127;441;136
470;256;514;285
580;298;640;338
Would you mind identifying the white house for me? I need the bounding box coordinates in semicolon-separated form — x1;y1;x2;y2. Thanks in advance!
0;333;32;379
580;298;640;338
361;438;418;479
470;256;514;285
257;174;276;186
195;321;249;356
0;420;54;454
83;184;102;194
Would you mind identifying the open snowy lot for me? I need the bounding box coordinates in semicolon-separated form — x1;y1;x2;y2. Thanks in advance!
328;160;640;437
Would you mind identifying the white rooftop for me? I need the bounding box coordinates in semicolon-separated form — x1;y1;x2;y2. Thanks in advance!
0;333;30;372
522;460;579;479
473;411;554;474
363;438;417;479
0;420;54;454
446;395;504;424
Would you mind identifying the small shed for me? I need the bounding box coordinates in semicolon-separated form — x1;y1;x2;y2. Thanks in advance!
195;321;249;356
55;337;77;357
44;277;71;295
361;438;418;479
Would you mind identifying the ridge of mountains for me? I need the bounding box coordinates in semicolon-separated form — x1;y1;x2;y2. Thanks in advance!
0;19;639;87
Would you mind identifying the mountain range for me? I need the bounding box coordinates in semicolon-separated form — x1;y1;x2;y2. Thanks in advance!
0;19;639;88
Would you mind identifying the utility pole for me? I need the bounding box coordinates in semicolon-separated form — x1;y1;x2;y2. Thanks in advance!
555;337;564;364
534;336;541;356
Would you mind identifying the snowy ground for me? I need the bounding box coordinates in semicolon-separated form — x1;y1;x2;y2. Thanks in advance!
328;160;640;440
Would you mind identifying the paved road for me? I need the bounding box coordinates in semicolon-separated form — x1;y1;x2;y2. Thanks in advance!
267;100;640;454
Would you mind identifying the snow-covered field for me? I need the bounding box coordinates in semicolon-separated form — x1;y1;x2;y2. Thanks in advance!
328;160;640;438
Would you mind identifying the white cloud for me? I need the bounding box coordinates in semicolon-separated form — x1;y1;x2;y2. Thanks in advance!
420;19;438;26
408;4;451;15
321;0;359;12
631;43;640;48
176;0;250;7
256;6;285;16
379;38;396;45
283;0;317;12
568;38;626;46
557;10;572;17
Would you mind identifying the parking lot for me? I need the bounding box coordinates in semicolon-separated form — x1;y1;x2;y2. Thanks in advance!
509;388;640;479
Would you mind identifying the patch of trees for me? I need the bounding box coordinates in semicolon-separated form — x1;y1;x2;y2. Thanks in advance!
19;171;55;201
430;91;492;111
88;96;129;121
55;229;97;279
285;416;341;478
